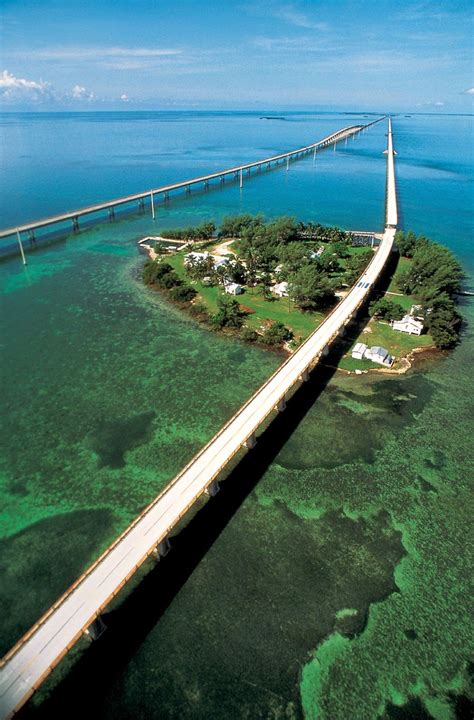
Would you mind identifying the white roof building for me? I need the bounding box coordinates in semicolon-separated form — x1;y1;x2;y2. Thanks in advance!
352;342;368;360
224;282;243;295
184;251;210;265
391;315;424;335
271;281;289;297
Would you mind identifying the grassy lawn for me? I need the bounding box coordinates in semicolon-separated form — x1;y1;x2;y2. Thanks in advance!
338;318;433;371
387;256;411;293
164;251;323;341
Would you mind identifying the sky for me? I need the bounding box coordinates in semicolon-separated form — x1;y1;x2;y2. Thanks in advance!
1;0;473;112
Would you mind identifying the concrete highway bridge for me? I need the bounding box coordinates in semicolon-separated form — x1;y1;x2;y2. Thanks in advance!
1;116;384;262
0;117;397;719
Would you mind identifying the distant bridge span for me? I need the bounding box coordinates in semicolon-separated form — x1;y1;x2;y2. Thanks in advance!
0;117;397;719
1;116;384;252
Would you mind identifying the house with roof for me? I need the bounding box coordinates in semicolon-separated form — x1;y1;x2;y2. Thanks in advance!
271;281;289;297
184;251;210;266
391;314;424;335
352;342;368;360
224;282;243;295
364;346;394;367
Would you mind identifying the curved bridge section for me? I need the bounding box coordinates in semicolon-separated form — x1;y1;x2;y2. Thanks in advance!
0;117;397;719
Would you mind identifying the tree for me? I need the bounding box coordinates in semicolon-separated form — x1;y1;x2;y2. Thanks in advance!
240;326;258;342
158;271;182;289
143;260;174;285
261;321;293;346
288;265;336;311
219;214;263;238
185;256;215;281
211;296;245;329
422;294;462;348
329;241;351;258
344;250;373;284
169;284;197;302
395;230;417;257
369;298;405;321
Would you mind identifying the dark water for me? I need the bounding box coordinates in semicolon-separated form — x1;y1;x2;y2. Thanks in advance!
0;111;473;719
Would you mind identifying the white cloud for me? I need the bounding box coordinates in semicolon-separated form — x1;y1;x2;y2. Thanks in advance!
71;84;94;100
120;93;129;102
272;4;328;31
463;87;474;94
0;69;52;101
24;46;182;61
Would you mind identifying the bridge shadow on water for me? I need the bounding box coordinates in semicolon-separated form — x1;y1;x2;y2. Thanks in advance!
20;251;399;719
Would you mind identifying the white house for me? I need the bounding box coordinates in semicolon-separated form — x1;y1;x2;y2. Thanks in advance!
224;282;243;295
352;342;368;360
365;346;394;367
271;281;289;297
213;256;229;269
391;314;424;335
184;251;210;266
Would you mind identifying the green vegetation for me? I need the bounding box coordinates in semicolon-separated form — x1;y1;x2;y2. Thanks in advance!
159;221;216;241
145;219;462;356
211;296;245;329
395;230;463;348
369;297;405;321
261;321;294;346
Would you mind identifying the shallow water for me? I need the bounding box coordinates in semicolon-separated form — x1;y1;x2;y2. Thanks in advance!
0;111;473;719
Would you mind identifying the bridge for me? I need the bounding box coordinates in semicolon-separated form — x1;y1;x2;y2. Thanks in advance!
0;117;397;719
1;116;384;262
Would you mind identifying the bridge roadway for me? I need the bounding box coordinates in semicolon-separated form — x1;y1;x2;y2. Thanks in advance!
0;117;397;719
0;117;384;241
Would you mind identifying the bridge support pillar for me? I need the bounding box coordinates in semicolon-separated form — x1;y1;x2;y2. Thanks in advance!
28;230;36;245
220;175;225;184
164;191;170;201
138;198;145;210
244;433;257;449
204;181;209;190
205;479;220;497
300;369;310;382
322;345;330;357
154;537;171;558
276;398;286;413
339;326;346;337
16;230;27;265
86;616;106;641
108;207;115;221
186;185;191;195
72;216;79;232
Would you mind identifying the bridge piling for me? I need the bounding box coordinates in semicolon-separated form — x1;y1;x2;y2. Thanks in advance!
72;216;79;232
276;398;286;412
205;479;220;497
108;207;115;221
85;616;106;641
244;434;257;449
156;537;171;558
138;198;145;211
300;369;310;382
15;230;27;265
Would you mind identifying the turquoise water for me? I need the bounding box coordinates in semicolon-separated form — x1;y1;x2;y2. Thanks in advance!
0;112;473;719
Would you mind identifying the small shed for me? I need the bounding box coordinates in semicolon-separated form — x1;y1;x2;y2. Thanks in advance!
352;342;368;360
271;281;289;297
224;283;243;295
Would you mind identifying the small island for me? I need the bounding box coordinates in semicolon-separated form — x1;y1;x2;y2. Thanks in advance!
141;215;462;371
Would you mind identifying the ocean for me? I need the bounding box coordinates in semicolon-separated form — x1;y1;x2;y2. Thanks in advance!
0;111;473;719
